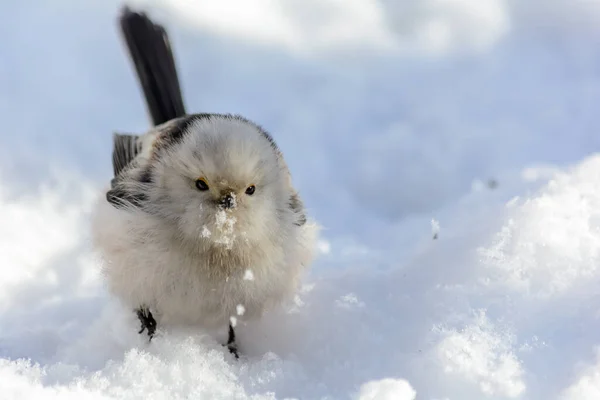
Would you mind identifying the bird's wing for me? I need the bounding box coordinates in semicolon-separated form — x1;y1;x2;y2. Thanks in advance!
289;192;307;226
112;132;144;177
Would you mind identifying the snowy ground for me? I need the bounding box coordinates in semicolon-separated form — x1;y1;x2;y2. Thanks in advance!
3;0;600;399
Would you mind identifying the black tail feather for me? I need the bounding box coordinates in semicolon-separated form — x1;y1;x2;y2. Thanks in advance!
119;6;186;126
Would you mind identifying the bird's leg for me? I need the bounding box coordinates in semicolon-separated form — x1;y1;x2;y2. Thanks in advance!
136;307;157;340
227;322;239;359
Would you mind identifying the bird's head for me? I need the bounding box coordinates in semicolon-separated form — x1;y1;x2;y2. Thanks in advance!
145;114;292;248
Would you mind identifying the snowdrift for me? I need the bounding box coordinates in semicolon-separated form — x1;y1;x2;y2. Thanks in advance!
2;154;600;399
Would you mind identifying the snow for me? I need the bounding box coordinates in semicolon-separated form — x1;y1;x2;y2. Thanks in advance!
244;270;255;281
214;209;238;249
355;378;416;400
3;0;600;399
237;305;246;316
560;347;600;400
128;0;510;56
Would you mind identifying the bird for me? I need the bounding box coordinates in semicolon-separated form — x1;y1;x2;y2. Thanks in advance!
90;5;317;358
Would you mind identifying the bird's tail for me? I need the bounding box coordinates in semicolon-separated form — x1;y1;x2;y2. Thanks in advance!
119;6;186;126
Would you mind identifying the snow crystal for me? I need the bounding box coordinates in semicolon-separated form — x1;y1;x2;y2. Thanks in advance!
201;225;212;238
243;270;254;281
230;316;237;328
479;156;600;298
433;311;526;398
236;304;246;316
214;209;237;249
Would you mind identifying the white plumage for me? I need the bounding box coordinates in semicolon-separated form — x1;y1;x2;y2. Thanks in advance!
91;115;317;345
93;7;317;354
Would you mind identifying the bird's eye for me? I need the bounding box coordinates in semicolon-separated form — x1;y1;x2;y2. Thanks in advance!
195;178;209;191
245;185;256;195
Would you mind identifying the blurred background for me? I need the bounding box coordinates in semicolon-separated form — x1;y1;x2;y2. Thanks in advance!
2;0;600;251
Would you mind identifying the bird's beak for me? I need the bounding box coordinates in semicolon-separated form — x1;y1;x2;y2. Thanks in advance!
219;192;236;209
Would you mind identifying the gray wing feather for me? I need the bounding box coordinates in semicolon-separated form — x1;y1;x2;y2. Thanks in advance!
112;133;143;177
289;192;307;226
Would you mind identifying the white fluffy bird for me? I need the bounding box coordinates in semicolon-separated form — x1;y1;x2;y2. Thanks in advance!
91;7;317;357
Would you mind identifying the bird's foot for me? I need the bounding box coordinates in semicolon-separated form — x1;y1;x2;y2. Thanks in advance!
136;307;157;340
226;322;239;359
227;342;239;359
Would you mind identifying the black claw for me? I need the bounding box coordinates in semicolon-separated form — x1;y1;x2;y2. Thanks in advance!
228;344;239;359
136;307;157;340
226;323;239;359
